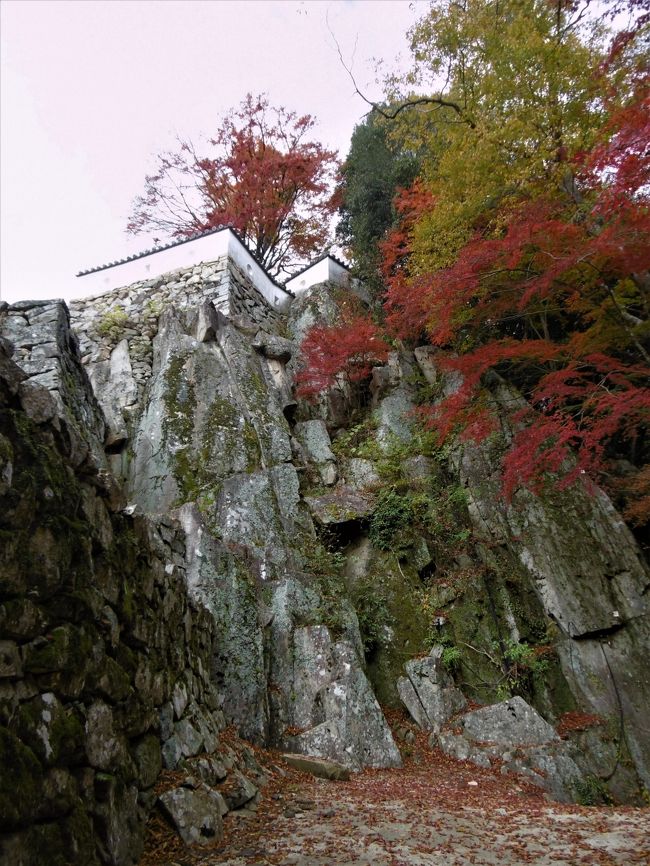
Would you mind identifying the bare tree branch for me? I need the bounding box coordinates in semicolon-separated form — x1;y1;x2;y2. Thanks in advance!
326;12;476;128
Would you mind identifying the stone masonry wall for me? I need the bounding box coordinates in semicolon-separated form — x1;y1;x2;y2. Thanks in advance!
0;326;266;865
69;257;285;405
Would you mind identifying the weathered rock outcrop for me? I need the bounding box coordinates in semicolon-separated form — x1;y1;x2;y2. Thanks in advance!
431;357;649;787
435;697;584;803
114;297;399;770
21;280;399;777
293;335;649;803
1;300;108;472
410;348;650;800
460;440;650;795
283;624;401;770
70;256;283;411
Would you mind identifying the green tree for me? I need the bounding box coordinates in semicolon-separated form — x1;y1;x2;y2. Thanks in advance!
377;0;650;509
336;113;420;293
385;0;607;273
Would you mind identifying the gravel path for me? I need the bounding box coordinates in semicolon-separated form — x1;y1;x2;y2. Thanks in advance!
208;772;649;866
144;730;650;866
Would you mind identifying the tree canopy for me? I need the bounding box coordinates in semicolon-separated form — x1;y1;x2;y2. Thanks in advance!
336;112;421;292
302;0;650;524
127;94;339;276
382;0;608;273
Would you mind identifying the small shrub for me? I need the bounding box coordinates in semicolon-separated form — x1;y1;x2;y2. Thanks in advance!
369;489;416;552
441;645;462;670
331;417;379;459
144;299;164;318
500;639;551;694
503;640;549;676
302;537;348;634
302;538;346;577
351;579;393;655
96;306;129;341
574;776;613;806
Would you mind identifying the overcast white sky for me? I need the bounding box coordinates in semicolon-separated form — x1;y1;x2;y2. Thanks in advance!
1;0;426;304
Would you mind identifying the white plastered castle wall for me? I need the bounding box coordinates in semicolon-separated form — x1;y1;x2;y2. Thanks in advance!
77;229;291;308
285;258;351;295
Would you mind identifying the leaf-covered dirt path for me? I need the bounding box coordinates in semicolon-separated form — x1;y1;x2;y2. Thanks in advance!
143;724;650;866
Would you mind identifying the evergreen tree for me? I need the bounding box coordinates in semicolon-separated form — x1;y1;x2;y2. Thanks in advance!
336;113;420;294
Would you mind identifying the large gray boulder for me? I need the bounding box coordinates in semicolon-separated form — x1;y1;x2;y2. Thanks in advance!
286;282;342;345
86;338;138;449
175;504;271;743
209;464;307;567
294;419;338;485
281;753;351;781
459;696;558;746
282;625;401;771
343;457;380;490
435;697;584;803
506;745;584;803
397;647;467;733
176;505;400;771
456;379;650;789
294;419;335;463
413;349;650;792
1;300;108;471
370;352;418;448
158;785;224;846
218;770;258;811
128;305;293;514
252;329;293;362
305;487;375;525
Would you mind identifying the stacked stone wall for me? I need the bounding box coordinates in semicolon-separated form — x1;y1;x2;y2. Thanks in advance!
227;261;286;327
0;331;264;865
69;257;285;403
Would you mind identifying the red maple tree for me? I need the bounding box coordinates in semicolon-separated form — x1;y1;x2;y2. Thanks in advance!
296;297;390;400
300;60;648;517
381;73;650;504
128;94;339;275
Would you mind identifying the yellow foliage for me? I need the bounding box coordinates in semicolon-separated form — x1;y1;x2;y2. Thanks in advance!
386;0;606;272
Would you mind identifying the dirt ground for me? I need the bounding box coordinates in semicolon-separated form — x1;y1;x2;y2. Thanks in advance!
143;723;650;866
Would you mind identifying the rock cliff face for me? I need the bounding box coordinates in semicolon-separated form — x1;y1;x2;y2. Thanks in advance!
413;350;650;798
1;261;649;862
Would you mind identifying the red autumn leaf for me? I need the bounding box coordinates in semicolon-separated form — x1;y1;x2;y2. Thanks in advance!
128;93;339;276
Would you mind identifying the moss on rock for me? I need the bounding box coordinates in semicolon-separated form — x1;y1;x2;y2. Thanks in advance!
0;726;44;830
15;695;84;766
23;624;92;675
